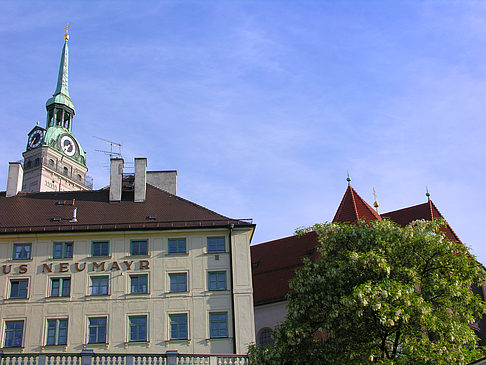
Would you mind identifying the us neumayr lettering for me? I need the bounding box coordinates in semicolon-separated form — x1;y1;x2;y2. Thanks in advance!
2;260;150;275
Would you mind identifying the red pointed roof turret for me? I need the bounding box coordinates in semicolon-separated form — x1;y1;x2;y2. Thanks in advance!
333;176;382;223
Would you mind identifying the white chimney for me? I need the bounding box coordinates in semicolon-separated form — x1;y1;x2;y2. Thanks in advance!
109;158;124;202
6;162;23;197
146;170;177;195
134;158;147;202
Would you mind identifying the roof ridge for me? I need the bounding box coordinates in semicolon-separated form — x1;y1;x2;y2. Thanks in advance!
146;183;246;223
350;187;360;221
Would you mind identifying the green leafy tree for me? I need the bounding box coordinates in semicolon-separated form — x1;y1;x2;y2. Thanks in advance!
249;219;486;364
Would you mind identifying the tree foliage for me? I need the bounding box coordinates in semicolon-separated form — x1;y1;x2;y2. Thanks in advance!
249;219;486;364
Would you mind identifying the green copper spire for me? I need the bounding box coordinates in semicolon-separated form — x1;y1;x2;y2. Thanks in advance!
54;39;70;97
46;23;75;112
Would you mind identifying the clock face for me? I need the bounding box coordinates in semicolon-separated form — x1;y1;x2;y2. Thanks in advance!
28;130;44;149
60;135;76;157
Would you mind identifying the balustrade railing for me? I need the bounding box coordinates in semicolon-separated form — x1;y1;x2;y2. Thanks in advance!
0;352;247;365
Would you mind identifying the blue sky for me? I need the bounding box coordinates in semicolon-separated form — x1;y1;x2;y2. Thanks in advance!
1;1;485;262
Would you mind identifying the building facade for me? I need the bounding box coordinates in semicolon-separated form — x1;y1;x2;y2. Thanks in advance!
0;159;256;354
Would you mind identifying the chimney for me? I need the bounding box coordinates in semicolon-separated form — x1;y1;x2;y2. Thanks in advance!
109;158;124;202
6;162;24;197
134;158;147;202
146;170;177;195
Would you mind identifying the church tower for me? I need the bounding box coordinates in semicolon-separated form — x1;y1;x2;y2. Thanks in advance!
22;25;90;192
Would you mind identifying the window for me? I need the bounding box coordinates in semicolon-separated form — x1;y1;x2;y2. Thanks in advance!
130;274;148;294
169;314;188;340
209;312;228;338
257;328;274;346
208;272;226;291
129;316;147;342
90;276;109;296
50;278;71;297
88;317;107;344
91;241;109;257
10;279;28;298
53;242;73;259
130;240;148;256
63;167;68;176
168;238;186;255
169;273;187;292
46;319;68;346
207;237;225;253
13;243;31;260
49;159;55;167
4;320;24;348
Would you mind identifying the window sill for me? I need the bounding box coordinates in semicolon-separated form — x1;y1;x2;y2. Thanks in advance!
50;257;73;261
207;290;230;294
9;258;33;262
5;297;29;302
83;343;109;350
166;291;189;295
128;255;151;258
88;256;112;260
2;347;24;352
165;339;191;343
206;337;230;341
86;294;111;300
166;253;189;257
46;296;71;301
205;252;226;255
124;341;150;348
41;345;68;351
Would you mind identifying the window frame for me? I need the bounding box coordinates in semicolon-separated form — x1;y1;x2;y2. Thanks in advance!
168;238;187;255
169;272;188;293
128;315;147;342
169;313;188;340
209;312;228;339
13;243;31;260
9;279;28;299
89;275;109;296
53;242;73;259
208;271;227;291
130;274;149;294
50;277;71;297
130;240;148;256
91;241;109;257
46;318;68;346
88;317;107;344
4;320;24;348
207;237;225;253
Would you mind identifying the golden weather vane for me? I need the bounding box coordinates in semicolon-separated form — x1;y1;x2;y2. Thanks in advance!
64;22;70;41
372;187;379;213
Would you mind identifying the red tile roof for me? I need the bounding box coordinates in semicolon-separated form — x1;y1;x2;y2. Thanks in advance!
252;187;462;306
333;186;381;223
381;200;462;244
251;231;318;305
0;185;254;234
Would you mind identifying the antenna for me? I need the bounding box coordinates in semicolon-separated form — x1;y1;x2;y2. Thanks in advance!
93;136;123;159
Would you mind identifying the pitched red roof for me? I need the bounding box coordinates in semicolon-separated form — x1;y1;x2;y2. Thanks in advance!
252;186;463;306
382;200;461;243
251;231;318;305
0;185;254;234
333;185;381;223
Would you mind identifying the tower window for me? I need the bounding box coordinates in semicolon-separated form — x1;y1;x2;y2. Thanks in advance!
34;158;40;166
49;159;55;167
26;160;32;169
56;110;62;126
77;174;82;181
63;167;68;176
48;110;54;127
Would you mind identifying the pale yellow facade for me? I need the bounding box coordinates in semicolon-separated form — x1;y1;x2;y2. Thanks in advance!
0;227;255;354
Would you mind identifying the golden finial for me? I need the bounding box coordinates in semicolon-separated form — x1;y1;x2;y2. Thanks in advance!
372;187;379;213
64;22;70;41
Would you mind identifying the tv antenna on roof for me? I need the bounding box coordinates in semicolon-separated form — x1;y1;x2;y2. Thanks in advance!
93;136;122;159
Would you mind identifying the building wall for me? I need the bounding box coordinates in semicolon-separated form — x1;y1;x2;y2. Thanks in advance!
0;227;254;354
254;301;287;345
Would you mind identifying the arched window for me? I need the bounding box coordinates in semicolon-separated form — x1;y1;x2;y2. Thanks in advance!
257;328;274;346
34;158;40;166
63;167;68;176
26;160;32;168
77;174;82;181
49;159;54;167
